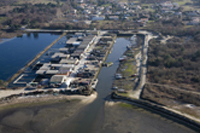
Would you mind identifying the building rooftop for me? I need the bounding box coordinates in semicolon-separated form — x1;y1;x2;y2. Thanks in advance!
36;70;46;74
46;70;59;75
66;38;77;45
51;52;70;59
59;58;79;64
50;75;66;83
72;41;81;46
59;48;69;53
58;67;72;74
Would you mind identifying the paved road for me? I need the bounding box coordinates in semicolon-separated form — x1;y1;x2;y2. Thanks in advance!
131;32;157;99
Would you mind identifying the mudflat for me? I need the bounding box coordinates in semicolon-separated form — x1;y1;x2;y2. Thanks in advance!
100;101;197;133
0;93;97;133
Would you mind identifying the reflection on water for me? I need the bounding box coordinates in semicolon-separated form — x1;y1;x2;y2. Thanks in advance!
0;33;60;81
0;37;197;133
62;37;132;133
59;37;197;133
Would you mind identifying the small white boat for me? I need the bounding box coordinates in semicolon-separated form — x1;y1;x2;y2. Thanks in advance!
130;34;136;41
91;79;98;89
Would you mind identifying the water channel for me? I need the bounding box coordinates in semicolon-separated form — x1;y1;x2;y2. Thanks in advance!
61;37;130;133
49;37;196;133
0;36;197;133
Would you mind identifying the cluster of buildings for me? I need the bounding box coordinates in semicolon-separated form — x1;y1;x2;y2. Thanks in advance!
26;32;115;95
154;1;200;26
30;33;95;91
65;0;200;27
66;0;148;24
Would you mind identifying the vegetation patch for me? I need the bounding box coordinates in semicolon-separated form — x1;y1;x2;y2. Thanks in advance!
119;103;138;109
0;97;76;111
122;60;136;76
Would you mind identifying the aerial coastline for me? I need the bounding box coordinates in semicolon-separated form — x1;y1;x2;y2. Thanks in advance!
0;0;200;132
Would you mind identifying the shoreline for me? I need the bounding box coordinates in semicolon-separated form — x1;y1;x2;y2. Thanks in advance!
104;100;198;133
7;33;65;84
111;92;200;132
0;91;97;111
1;30;199;132
0;37;16;46
111;33;200;131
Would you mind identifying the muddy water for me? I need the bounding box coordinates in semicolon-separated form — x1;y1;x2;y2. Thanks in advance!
48;37;196;133
48;37;130;133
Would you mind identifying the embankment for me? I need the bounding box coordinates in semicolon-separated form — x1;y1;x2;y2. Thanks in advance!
111;92;200;132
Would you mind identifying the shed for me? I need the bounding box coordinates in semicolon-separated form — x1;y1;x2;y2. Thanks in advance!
59;58;79;64
66;38;77;45
75;33;85;36
46;70;59;75
77;36;84;41
36;70;46;75
59;48;69;53
62;64;75;68
50;75;67;84
72;41;81;46
70;53;82;59
40;63;50;70
58;67;71;76
51;53;70;62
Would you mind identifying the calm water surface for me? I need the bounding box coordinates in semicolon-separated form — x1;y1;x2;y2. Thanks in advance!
0;33;60;81
53;37;196;133
0;37;196;133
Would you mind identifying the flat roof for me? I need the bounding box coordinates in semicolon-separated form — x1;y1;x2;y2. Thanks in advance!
75;33;85;36
59;59;78;64
78;45;88;49
51;64;74;68
66;38;77;44
40;66;50;70
59;67;71;70
46;70;59;74
58;67;71;74
50;75;66;83
51;64;62;67
36;70;46;74
59;48;69;52
51;52;69;58
62;64;75;68
72;41;81;45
